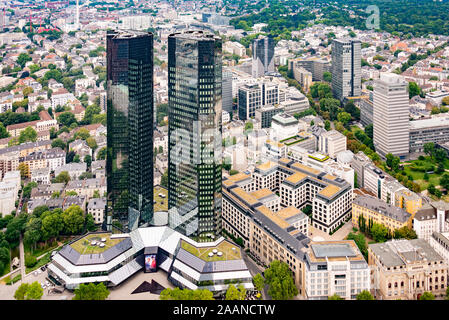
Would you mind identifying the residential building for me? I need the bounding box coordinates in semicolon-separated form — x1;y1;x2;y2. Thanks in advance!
87;197;106;224
31;167;51;184
54;162;87;180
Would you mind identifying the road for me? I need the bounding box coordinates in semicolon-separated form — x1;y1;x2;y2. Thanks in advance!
241;250;271;300
19;234;25;282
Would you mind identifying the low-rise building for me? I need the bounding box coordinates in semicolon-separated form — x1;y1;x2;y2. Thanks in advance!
369;239;447;300
31;167;51;184
87;197;106;224
318;130;347;159
54;162;87;180
352;195;412;232
414;201;449;242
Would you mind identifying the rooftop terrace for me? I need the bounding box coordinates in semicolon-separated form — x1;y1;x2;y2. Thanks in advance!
180;240;241;262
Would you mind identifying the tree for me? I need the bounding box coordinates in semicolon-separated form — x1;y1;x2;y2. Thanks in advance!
328;293;343;300
356;290;374;300
253;273;265;292
324;120;331;131
408;82;421;99
161;169;168;187
15;282;43;300
423;142;435;158
14;283;29;300
24;217;42;252
394;226;417;240
41;211;64;242
371;223;389;242
63;205;84;235
337;112;351;126
84;155;92;167
97;147;106;160
419;292;435;300
0;123;9;139
85;214;96;231
18;162;30;179
93;190;100;198
17;53;32;68
264;260;298;300
55;171;70;184
385;153;400;172
225;284;245;300
57;112;77;127
160;288;214;300
323;71;332;82
18;126;37;144
74;128;90;140
73;283;110;300
427;183;436;195
86;137;97;150
440;173;449;191
51;138;66;150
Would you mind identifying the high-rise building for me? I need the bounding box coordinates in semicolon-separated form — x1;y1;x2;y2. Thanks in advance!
167;30;223;241
331;39;361;101
373;73;409;159
222;68;233;113
106;30;154;232
252;35;275;78
238;83;261;120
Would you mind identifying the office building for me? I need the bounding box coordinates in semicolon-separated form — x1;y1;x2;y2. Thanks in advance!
222;68;233;113
167;31;222;241
106;30;154;231
369;239;447;300
255;105;284;128
303;241;370;300
352;195;412;233
288;57;330;82
373;73;409;159
238;83;261;120
318;130;347;159
47;227;253;294
252;35;275;78
358;93;374;126
331;39;361;101
409;116;449;153
414;201;449;242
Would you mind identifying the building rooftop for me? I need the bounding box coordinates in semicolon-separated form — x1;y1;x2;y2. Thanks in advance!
353;195;411;223
369;239;443;267
180;239;241;262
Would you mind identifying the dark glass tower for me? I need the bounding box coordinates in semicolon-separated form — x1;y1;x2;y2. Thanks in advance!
106;30;154;232
168;30;222;242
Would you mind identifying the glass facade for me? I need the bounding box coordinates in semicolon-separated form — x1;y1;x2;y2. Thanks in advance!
106;30;154;232
167;31;222;242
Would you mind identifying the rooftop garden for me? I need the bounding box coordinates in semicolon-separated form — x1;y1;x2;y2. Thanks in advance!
279;135;307;146
308;154;329;162
154;186;168;212
180;240;242;262
70;233;124;255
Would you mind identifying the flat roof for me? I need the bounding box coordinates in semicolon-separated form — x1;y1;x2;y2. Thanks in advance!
285;171;307;184
318;184;341;198
250;188;275;200
256;161;278;171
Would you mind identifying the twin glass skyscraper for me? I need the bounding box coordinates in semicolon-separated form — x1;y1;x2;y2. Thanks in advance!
167;31;223;242
106;30;222;240
106;30;154;232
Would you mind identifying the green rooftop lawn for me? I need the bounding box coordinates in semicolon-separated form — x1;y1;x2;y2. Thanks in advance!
181;240;241;262
154;186;168;212
70;233;124;254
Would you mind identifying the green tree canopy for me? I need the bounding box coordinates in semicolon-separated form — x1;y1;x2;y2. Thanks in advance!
264;260;298;300
253;273;265;292
419;292;435;300
356;290;374;300
73;283;110;300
